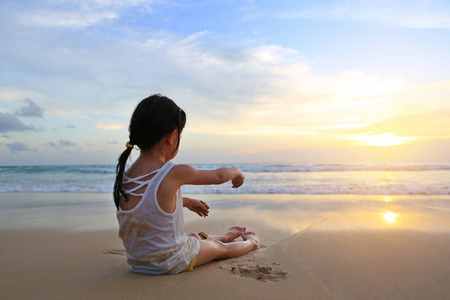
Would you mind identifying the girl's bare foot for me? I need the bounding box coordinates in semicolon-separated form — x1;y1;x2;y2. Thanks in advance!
221;226;246;243
241;231;261;249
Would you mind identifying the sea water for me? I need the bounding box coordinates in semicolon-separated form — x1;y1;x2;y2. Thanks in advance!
0;163;449;195
1;163;449;231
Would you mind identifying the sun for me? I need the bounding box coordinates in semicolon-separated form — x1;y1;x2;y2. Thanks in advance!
355;133;416;147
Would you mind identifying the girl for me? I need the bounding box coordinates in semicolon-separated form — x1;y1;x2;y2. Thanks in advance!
114;94;260;275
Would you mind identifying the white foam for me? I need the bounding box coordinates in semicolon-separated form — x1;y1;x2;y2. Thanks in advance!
239;164;450;173
1;164;449;195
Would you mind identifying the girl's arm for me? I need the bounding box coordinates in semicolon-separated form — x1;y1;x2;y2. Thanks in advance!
165;165;244;217
171;165;245;188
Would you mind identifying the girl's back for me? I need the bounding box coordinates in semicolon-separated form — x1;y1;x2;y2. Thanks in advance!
117;161;200;275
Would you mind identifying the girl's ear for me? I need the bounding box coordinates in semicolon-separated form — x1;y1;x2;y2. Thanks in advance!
166;130;178;145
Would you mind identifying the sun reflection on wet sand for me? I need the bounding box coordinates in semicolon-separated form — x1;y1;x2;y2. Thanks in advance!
382;211;398;223
185;194;450;232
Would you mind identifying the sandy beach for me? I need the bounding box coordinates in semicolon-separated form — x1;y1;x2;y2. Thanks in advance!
1;193;450;300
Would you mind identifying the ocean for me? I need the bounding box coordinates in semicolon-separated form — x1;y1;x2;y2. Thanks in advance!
1;163;449;195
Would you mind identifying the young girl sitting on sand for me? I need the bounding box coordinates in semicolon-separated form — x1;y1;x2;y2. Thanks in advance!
114;94;260;275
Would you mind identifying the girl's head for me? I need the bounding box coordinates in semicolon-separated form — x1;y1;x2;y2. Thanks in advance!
128;94;186;152
113;94;186;209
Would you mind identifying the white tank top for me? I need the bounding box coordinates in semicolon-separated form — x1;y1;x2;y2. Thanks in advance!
116;161;200;275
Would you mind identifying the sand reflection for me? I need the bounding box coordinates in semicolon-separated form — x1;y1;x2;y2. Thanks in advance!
186;194;450;233
1;193;449;232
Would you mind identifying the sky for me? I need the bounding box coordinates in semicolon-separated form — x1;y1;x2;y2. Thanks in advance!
0;0;449;165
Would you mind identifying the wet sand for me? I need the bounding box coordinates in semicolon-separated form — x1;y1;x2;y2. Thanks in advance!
1;193;450;299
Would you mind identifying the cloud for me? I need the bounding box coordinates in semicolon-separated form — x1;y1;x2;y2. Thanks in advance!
0;113;36;133
98;119;128;130
0;89;43;102
47;140;77;147
63;0;153;9
6;142;34;154
186;68;404;137
354;0;450;29
23;11;118;28
16;0;153;29
271;0;450;29
14;99;45;117
0;3;405;123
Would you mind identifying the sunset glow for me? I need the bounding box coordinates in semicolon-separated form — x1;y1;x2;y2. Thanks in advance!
354;133;417;147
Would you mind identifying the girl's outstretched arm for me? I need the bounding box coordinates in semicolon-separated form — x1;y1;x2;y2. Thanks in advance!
171;165;245;188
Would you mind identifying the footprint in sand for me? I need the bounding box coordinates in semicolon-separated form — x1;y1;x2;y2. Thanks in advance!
221;260;287;282
102;249;126;256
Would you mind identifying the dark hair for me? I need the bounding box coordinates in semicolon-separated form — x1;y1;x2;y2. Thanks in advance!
113;94;186;209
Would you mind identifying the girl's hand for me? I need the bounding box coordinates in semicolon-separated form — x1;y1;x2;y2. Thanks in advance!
232;169;245;188
185;198;210;218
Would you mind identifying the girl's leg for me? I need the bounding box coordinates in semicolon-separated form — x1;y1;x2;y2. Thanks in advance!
205;226;246;243
191;226;246;243
194;232;260;268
